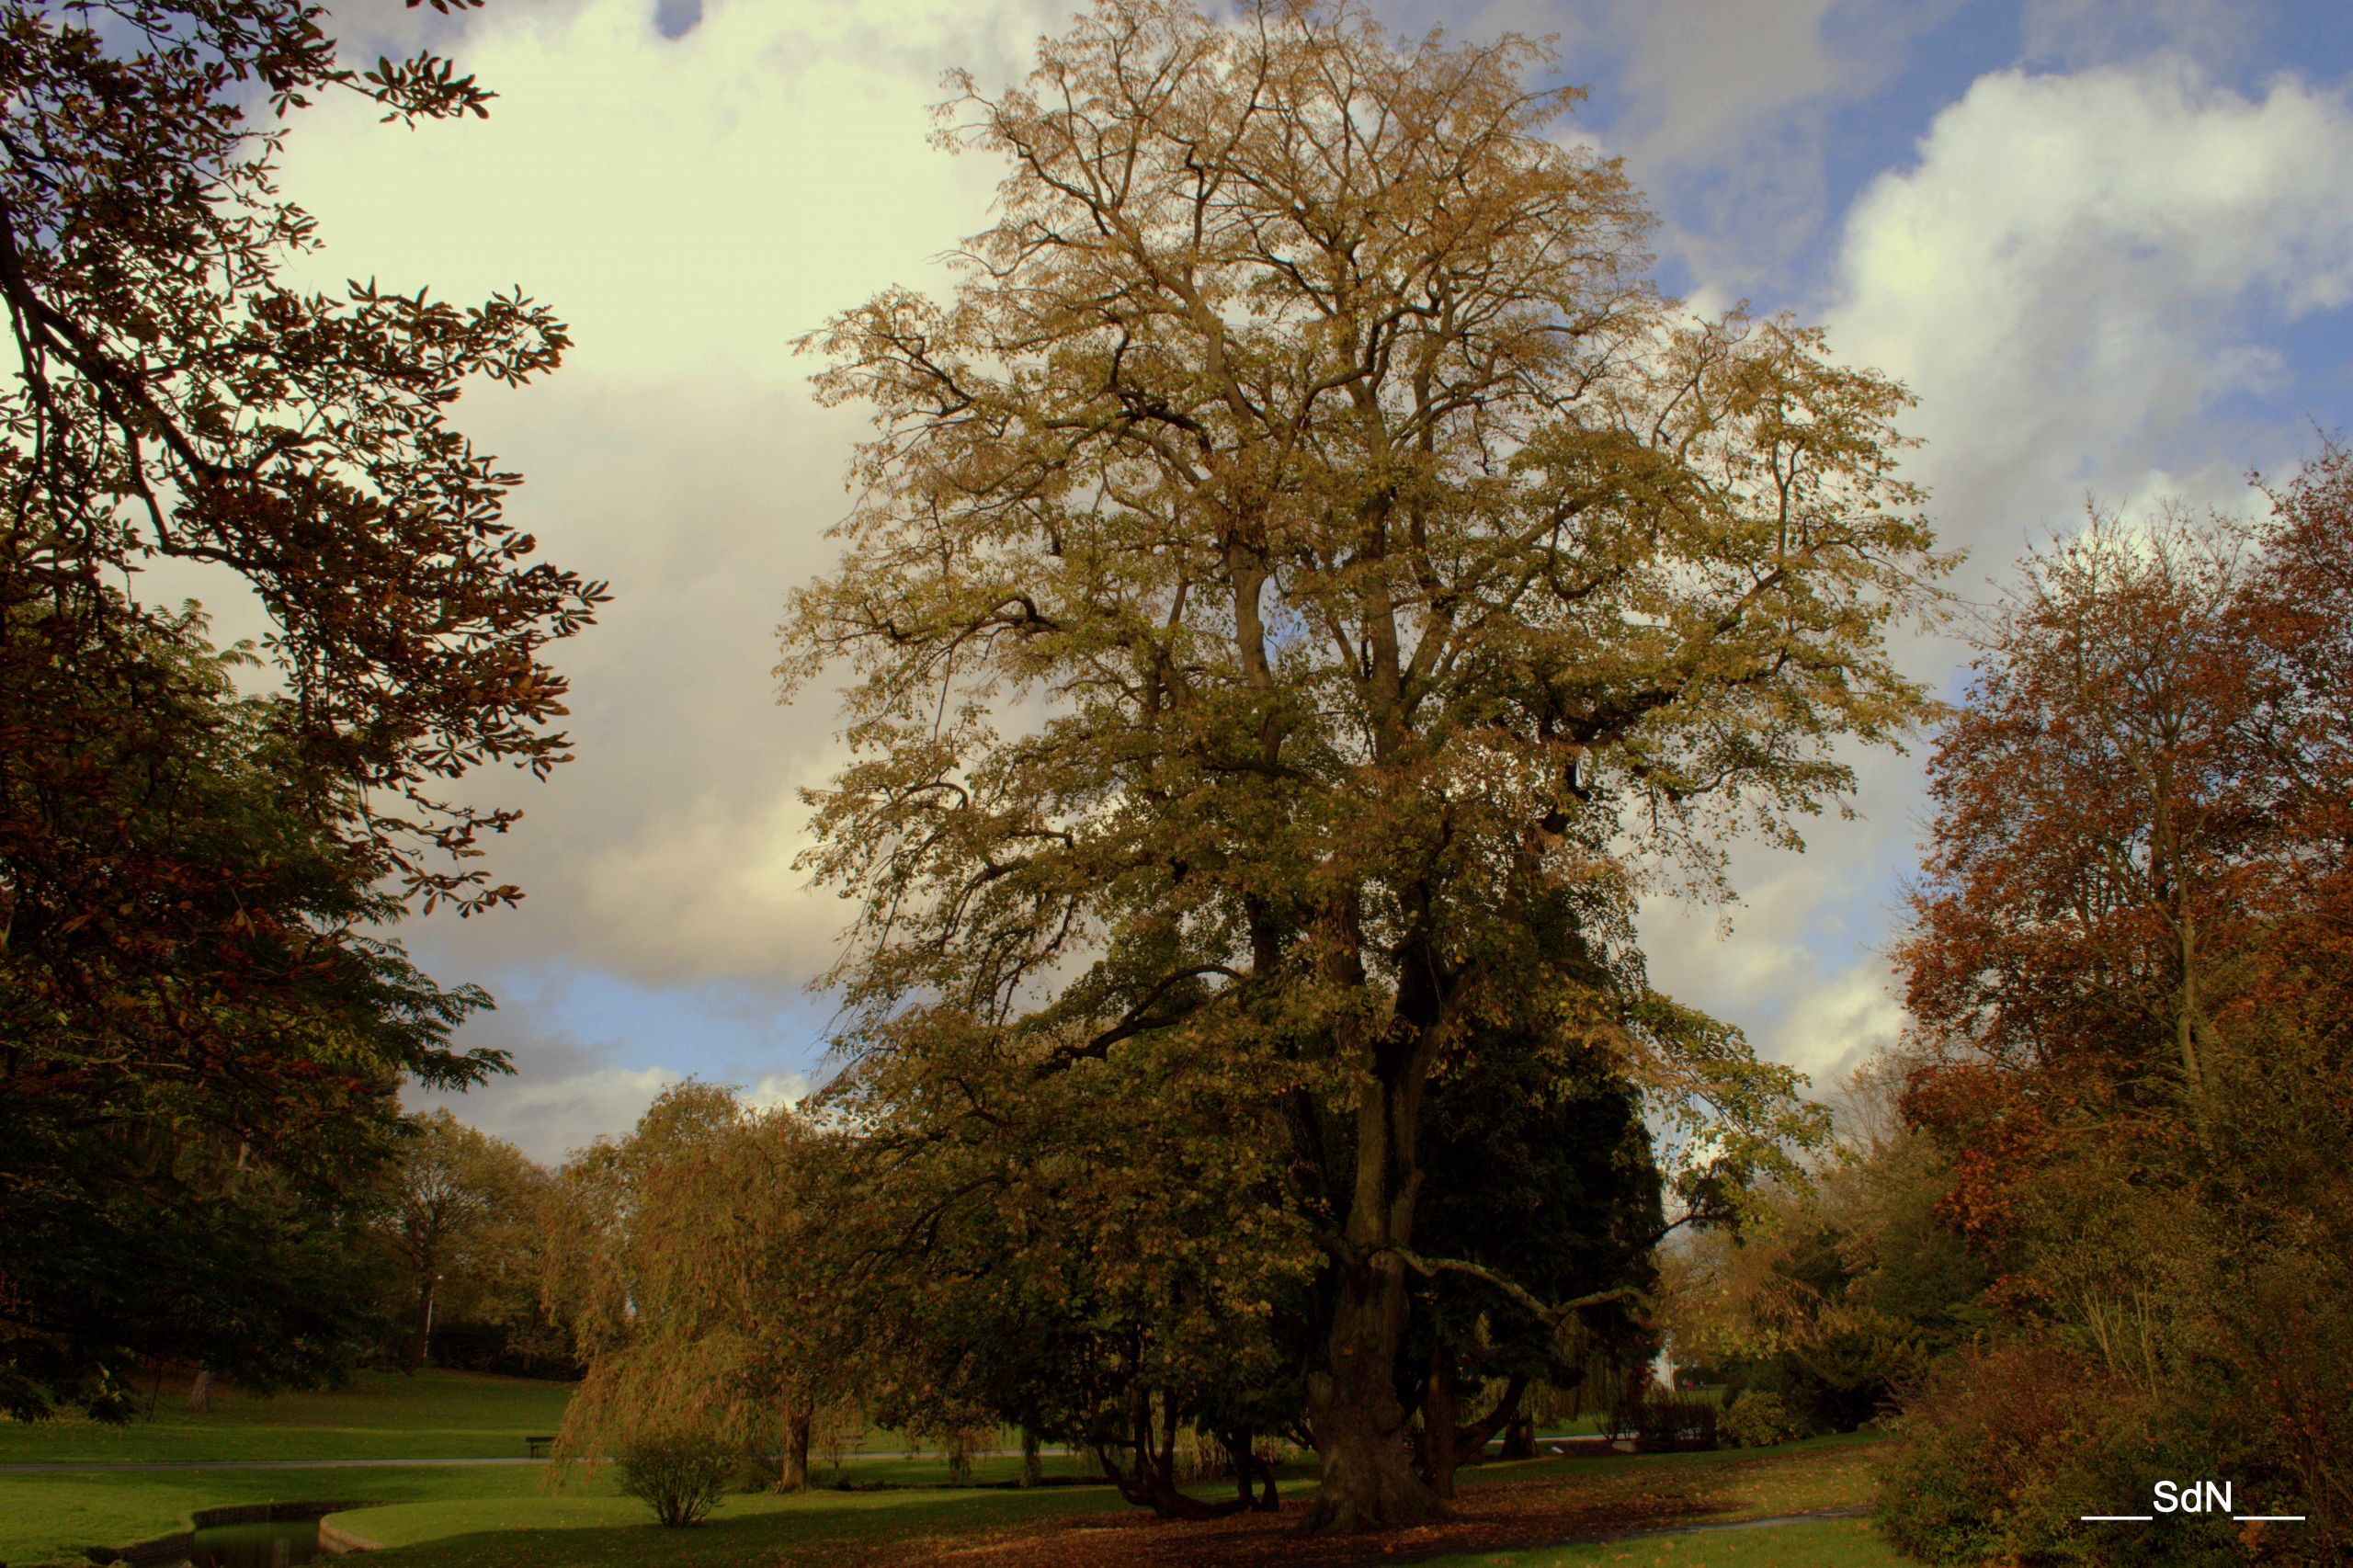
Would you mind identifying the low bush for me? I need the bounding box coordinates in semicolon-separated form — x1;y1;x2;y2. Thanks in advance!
1630;1397;1718;1452
1718;1389;1810;1449
1880;1323;2347;1567
1874;1341;2241;1566
1721;1314;1918;1436
615;1433;736;1528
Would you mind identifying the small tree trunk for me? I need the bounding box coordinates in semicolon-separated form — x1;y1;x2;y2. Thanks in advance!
1251;1446;1280;1512
1501;1413;1538;1460
948;1431;973;1486
1422;1354;1459;1498
1227;1426;1256;1509
1450;1373;1529;1472
779;1390;813;1492
407;1278;434;1371
1019;1426;1043;1488
186;1368;212;1414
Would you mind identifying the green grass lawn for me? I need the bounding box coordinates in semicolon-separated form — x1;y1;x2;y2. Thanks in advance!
1421;1516;1909;1567
0;1369;1895;1568
0;1449;1115;1566
0;1369;577;1463
319;1435;1884;1568
0;1462;555;1566
329;1483;1123;1566
1465;1431;1886;1520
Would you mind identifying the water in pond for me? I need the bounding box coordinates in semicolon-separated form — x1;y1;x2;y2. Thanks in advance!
187;1519;323;1567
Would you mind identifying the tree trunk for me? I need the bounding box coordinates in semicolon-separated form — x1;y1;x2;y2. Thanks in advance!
1019;1426;1043;1488
1500;1413;1538;1460
1250;1446;1280;1511
186;1368;211;1414
779;1390;813;1492
1451;1373;1529;1473
1308;1065;1444;1531
407;1278;433;1372
1421;1352;1459;1499
1093;1391;1250;1520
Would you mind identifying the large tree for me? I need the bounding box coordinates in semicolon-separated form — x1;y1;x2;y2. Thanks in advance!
0;603;497;1416
783;0;1943;1527
543;1083;839;1493
1890;464;2353;1557
381;1108;560;1375
2;0;600;1414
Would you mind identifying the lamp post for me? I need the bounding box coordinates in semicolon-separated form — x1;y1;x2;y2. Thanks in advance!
424;1274;440;1366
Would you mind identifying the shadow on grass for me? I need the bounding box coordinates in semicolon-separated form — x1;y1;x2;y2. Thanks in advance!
369;1483;1123;1567
361;1435;1890;1568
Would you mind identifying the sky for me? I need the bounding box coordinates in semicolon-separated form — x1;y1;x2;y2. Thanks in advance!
154;0;2353;1164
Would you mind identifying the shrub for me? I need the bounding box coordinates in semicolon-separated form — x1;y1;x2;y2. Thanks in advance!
1722;1315;1918;1436
1875;1342;2185;1565
616;1433;736;1528
1630;1396;1718;1452
1718;1390;1809;1449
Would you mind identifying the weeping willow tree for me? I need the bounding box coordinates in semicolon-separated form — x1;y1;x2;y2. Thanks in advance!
540;1083;838;1492
782;0;1948;1528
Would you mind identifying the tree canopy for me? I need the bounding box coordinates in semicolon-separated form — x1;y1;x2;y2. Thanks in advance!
784;0;1945;1528
1;0;604;918
2;0;593;1414
0;603;498;1416
543;1083;840;1493
1887;455;2353;1558
380;1108;565;1376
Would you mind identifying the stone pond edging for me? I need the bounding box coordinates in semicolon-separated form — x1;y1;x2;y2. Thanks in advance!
315;1517;385;1555
90;1499;376;1565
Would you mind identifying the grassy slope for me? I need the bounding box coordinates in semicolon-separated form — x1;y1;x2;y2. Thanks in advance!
0;1463;557;1566
0;1369;576;1463
0;1452;1111;1564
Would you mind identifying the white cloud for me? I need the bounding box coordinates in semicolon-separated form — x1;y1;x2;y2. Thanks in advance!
278;0;1054;383
1598;0;1967;287
1829;61;2353;560
1770;959;1907;1086
1613;0;1850;168
412;1062;682;1165
1632;785;1916;1091
235;0;1089;1004
574;755;858;985
745;1072;813;1112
